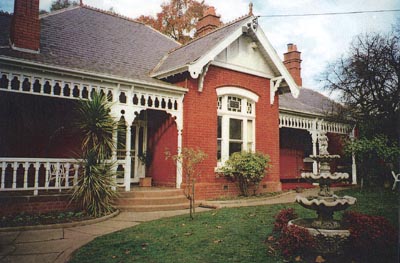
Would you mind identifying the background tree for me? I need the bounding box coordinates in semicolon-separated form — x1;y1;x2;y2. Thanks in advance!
50;0;79;11
136;0;209;44
322;25;400;185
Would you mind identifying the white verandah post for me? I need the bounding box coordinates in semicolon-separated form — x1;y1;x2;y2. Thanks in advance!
351;126;357;184
124;123;132;191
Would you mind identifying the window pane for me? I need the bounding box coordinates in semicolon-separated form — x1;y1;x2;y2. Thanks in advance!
247;120;253;142
227;96;242;112
230;118;242;140
217;140;221;161
217;116;222;138
229;142;242;156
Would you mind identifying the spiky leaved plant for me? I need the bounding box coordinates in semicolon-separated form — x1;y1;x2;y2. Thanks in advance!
71;92;118;217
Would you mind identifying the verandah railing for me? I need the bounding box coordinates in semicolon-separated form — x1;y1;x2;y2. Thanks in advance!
0;158;82;196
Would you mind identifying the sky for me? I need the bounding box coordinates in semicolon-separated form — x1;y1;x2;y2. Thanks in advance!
0;0;398;97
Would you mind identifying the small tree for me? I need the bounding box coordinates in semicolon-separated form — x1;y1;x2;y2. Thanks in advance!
166;147;207;219
70;92;118;217
344;135;400;187
221;151;271;196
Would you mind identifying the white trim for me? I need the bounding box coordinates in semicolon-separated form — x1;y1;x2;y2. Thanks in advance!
10;42;40;54
0;56;187;93
188;17;255;79
216;87;259;102
254;29;300;99
211;61;274;79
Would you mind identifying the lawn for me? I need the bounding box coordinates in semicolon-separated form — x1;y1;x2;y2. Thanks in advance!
69;188;399;263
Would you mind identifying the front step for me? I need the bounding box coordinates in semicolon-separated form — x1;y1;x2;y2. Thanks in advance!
115;188;189;212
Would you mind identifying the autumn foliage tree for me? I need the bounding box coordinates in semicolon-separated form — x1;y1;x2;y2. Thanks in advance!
136;0;209;44
50;0;79;11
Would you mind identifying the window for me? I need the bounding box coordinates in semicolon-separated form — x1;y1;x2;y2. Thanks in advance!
216;87;258;165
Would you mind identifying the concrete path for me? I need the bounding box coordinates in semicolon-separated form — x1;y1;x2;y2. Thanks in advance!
0;188;323;263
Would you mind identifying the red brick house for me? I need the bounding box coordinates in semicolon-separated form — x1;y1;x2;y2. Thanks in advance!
0;1;355;213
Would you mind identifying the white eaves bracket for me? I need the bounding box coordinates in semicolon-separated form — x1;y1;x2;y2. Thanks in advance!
270;76;283;104
197;62;211;92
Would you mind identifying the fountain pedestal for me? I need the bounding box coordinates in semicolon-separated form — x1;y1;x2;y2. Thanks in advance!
291;133;356;254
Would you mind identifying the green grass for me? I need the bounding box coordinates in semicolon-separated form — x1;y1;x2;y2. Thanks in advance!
69;187;399;263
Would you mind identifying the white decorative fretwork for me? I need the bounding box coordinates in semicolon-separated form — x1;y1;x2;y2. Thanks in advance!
279;113;350;134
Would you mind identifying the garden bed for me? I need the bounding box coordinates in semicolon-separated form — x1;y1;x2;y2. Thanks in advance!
0;209;117;228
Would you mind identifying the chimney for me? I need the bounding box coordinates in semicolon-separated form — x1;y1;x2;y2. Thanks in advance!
283;43;302;86
196;6;221;37
10;0;40;53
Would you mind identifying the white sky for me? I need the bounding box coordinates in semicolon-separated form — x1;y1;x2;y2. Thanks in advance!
1;0;399;96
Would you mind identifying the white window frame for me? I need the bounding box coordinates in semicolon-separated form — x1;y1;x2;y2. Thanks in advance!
216;87;259;166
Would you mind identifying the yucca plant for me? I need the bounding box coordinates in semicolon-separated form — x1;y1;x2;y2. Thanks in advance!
71;92;118;217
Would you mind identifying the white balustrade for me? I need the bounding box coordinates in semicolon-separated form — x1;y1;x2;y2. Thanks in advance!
279;113;350;134
0;158;81;195
0;70;182;116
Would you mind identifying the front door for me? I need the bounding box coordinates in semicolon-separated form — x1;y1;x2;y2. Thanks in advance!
130;120;147;183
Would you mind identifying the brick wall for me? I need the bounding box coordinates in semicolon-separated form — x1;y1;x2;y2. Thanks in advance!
147;110;177;187
171;66;281;199
0;194;77;216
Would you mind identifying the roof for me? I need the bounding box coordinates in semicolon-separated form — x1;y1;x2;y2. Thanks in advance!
151;15;300;101
0;6;180;85
0;13;11;47
152;15;251;77
279;88;340;116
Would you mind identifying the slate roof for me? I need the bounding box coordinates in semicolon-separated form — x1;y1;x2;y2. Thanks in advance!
279;88;340;116
152;15;252;76
0;6;180;85
0;13;11;46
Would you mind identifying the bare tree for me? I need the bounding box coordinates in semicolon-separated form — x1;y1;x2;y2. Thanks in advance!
322;26;399;141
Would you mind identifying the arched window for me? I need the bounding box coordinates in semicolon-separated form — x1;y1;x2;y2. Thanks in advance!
216;87;259;165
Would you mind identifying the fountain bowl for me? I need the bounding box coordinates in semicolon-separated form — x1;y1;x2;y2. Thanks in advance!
289;219;350;254
296;195;356;214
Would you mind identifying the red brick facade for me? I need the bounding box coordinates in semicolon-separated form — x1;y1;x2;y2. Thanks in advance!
166;66;281;199
147;110;178;187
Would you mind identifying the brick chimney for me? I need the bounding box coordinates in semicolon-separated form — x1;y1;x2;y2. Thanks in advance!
196;6;221;37
283;43;302;86
10;0;40;53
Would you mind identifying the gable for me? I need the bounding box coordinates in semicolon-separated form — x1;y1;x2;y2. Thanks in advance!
214;35;275;78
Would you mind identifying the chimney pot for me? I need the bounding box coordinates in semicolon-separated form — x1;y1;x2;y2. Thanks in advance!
195;6;221;37
10;0;40;53
283;43;302;87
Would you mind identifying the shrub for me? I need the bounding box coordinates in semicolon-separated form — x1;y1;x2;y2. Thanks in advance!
71;151;118;217
277;225;316;258
221;151;271;196
71;92;118;217
342;211;397;259
273;208;298;233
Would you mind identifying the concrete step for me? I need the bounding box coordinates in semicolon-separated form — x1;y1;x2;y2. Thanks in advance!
117;188;185;198
117;203;189;212
115;188;189;212
115;196;188;206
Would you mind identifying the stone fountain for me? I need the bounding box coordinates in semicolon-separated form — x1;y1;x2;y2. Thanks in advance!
290;132;357;254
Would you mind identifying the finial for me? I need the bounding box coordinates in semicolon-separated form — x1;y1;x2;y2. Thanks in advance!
249;2;253;16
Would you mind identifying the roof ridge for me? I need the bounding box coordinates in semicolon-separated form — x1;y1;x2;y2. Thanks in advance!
39;5;80;19
166;14;252;55
81;4;145;25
